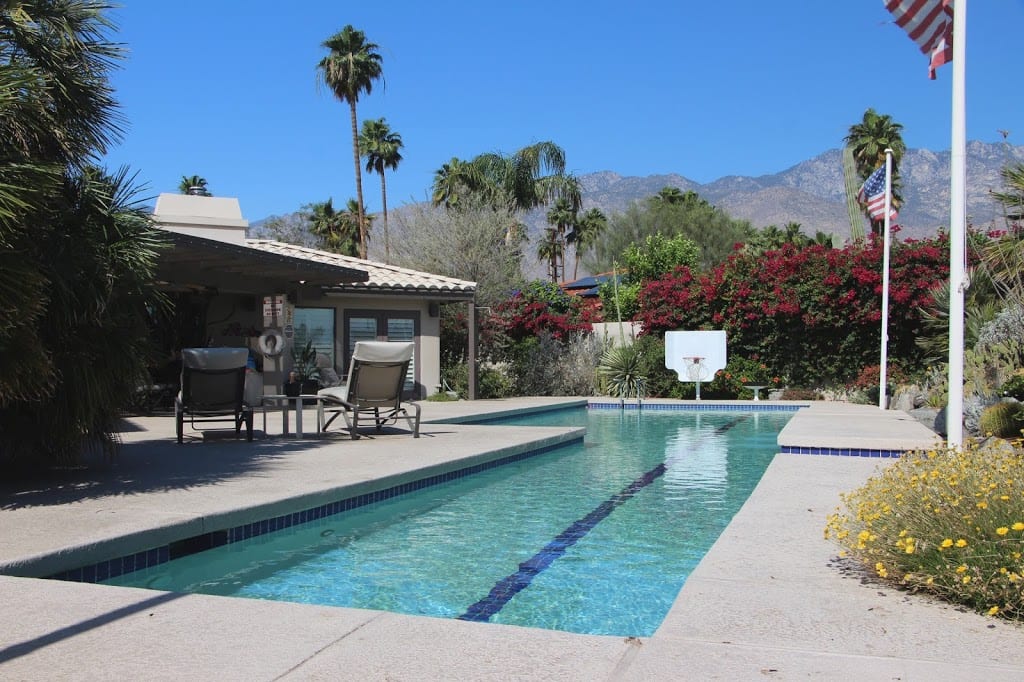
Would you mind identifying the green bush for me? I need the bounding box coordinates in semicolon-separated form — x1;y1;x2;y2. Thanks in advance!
1001;372;1024;401
704;356;784;399
479;366;513;399
779;387;822;400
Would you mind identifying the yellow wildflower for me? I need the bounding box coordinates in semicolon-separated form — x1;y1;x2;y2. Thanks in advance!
988;606;1000;616
1012;522;1024;531
940;538;953;548
996;527;1009;536
963;575;972;584
956;565;968;573
955;539;968;548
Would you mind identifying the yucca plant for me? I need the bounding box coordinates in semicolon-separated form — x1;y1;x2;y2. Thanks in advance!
597;344;647;400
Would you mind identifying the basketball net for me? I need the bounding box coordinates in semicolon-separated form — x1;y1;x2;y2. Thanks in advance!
686;356;709;400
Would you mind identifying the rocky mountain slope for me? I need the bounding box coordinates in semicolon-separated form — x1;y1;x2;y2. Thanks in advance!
568;140;1023;244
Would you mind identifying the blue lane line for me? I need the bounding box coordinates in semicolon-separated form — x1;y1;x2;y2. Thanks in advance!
457;415;747;623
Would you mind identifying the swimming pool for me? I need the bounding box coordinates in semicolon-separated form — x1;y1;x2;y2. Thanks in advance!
103;408;792;636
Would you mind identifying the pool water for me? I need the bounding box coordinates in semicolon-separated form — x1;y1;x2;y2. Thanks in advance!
103;408;791;636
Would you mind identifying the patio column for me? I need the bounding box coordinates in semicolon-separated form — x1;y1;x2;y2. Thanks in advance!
467;299;477;400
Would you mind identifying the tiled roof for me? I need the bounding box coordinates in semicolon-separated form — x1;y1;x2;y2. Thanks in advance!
246;239;476;297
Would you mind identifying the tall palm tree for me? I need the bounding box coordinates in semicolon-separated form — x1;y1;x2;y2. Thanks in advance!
655;186;686;204
567;208;607;279
359;118;403;262
317;25;382;259
178;175;209;195
845;108;906;235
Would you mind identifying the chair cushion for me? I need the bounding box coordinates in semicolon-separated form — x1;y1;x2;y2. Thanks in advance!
318;384;349;403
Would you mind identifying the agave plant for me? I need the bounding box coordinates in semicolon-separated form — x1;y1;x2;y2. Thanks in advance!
597;344;647;400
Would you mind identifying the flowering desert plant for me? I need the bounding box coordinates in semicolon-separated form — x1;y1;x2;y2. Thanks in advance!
825;441;1024;619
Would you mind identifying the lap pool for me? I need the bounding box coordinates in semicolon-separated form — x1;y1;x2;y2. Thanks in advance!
101;407;794;636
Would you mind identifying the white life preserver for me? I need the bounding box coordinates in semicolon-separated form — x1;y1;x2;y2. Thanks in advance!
258;329;285;356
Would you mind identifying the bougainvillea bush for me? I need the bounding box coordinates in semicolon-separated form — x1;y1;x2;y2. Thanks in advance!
825;441;1024;620
637;236;950;387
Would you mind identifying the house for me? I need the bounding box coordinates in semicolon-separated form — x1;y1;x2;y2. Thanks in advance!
152;193;477;399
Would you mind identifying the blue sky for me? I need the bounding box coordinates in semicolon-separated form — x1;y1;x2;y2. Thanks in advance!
102;1;1024;222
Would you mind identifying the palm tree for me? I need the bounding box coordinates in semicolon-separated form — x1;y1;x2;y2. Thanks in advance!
545;197;576;281
178;175;209;196
317;25;383;259
567;208;608;279
431;157;481;210
432;141;579;216
1;0;165;469
655;186;686;204
845;109;906;235
303;197;360;257
359;118;403;262
536;229;561;283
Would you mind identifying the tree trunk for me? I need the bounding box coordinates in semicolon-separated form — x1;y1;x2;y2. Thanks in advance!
380;172;389;263
349;101;367;259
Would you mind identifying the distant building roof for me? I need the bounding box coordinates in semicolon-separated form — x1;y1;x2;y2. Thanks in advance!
247;240;477;299
561;272;624;298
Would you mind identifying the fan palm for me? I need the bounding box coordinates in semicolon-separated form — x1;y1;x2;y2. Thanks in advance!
304;197;360;257
567;208;607;279
359;117;403;261
845;109;906;235
317;25;382;259
545;197;576;282
177;175;209;195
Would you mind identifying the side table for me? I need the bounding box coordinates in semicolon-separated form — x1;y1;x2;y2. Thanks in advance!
261;394;322;438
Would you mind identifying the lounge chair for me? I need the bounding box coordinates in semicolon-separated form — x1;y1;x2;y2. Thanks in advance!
175;347;254;443
317;341;421;439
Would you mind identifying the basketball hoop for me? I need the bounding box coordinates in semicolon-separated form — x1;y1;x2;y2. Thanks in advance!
685;356;709;399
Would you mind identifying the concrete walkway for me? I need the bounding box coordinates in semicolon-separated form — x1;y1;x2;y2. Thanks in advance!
1;399;1021;680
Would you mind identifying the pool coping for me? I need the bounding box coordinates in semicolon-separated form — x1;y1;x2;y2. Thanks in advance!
3;397;1022;680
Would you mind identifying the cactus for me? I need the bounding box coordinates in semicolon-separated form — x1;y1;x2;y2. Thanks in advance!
977;401;1024;438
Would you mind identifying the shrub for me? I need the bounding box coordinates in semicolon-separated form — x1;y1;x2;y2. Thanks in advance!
1001;372;1024;401
704;356;784;399
779;387;822;400
825;441;1024;620
978;402;1024;439
479;366;513;399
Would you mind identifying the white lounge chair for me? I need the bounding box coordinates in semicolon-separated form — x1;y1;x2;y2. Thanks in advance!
317;341;421;439
175;347;254;443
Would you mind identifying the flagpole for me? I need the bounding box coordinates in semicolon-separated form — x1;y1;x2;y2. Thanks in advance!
879;149;894;409
946;0;967;448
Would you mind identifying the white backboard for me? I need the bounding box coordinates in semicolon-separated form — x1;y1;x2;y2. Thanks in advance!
664;330;727;381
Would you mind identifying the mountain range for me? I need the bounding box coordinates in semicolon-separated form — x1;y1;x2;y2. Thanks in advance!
562;140;1023;246
254;140;1023;275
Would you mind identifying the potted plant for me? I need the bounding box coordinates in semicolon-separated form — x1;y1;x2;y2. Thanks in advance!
286;340;320;399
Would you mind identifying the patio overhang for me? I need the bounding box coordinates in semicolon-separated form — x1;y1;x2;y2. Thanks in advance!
156;232;369;294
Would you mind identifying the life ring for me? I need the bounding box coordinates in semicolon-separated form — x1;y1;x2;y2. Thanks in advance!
258;329;284;356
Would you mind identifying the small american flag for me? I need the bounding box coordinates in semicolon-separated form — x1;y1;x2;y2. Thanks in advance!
885;0;954;79
857;166;898;224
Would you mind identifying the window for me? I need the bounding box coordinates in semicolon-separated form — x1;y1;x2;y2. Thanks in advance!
293;308;335;367
344;310;419;395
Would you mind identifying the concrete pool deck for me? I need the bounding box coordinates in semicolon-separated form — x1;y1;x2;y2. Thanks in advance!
1;398;1022;680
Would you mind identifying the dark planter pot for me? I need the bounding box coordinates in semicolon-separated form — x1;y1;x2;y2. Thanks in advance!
283;381;301;397
300;379;319;404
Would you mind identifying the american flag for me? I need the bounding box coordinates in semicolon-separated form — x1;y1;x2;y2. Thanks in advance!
885;0;954;79
857;166;898;224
